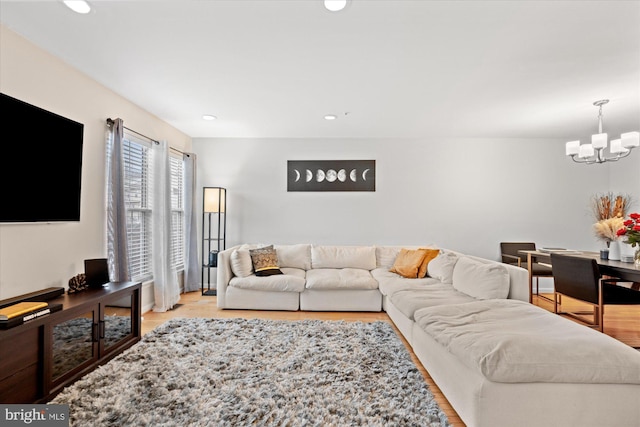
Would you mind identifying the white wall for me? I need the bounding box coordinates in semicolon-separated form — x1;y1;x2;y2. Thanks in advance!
2;24;638;302
0;26;192;302
193;137;639;265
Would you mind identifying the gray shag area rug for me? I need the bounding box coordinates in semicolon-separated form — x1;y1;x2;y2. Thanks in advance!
52;318;450;427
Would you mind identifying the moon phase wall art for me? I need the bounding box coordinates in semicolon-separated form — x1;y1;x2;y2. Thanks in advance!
287;160;375;192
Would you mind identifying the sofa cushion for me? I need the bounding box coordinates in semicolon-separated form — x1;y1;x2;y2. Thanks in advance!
249;245;283;276
230;248;254;278
427;251;458;284
389;285;476;320
371;268;439;296
375;246;403;268
274;244;312;270
414;299;640;384
311;246;376;270
305;268;378;290
229;267;306;292
375;245;438;269
389;248;430;278
452;256;509;300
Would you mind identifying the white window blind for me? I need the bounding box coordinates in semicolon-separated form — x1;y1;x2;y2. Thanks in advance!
122;132;153;282
170;154;185;271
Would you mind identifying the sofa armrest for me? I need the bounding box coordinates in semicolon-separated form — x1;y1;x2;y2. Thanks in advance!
216;246;238;308
502;263;529;301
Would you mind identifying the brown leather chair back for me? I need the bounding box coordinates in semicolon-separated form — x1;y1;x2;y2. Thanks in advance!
500;242;536;264
550;253;600;305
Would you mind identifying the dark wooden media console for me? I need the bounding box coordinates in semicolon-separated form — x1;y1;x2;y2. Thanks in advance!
0;281;141;403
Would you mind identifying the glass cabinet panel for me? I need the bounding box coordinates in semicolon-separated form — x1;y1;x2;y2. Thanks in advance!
103;295;133;352
51;311;96;381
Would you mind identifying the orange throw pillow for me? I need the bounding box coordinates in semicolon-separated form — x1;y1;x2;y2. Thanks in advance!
390;248;429;278
417;248;440;278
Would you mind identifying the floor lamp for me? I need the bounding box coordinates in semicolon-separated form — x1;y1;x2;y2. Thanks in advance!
202;187;226;296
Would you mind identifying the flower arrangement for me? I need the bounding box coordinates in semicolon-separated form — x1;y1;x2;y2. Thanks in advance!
593;217;625;243
590;192;631;221
590;192;632;245
616;213;640;247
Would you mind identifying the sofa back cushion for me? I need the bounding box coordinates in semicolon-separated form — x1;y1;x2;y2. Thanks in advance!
427;251;459;284
274;244;312;270
230;245;258;278
375;246;403;268
311;245;376;270
452;256;510;299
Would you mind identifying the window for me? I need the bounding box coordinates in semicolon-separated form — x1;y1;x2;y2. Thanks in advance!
170;154;185;271
107;128;185;283
122;132;153;282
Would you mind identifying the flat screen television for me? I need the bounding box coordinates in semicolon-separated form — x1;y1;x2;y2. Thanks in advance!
0;93;84;223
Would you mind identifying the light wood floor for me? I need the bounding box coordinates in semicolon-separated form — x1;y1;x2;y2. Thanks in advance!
141;291;640;427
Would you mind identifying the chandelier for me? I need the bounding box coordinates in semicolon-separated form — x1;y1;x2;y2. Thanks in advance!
565;100;639;164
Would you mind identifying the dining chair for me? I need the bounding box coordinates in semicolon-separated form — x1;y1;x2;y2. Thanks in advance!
500;242;553;298
550;253;640;332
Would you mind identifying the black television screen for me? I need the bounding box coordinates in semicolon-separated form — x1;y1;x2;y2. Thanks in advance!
0;93;84;223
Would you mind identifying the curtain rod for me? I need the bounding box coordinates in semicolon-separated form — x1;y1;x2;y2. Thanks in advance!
106;118;188;156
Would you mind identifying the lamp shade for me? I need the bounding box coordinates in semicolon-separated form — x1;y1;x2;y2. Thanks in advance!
565;140;580;156
621;131;640;148
610;139;627;154
204;187;226;213
591;133;607;149
578;144;594;158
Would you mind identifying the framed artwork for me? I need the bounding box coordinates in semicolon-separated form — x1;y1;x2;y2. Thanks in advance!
287;160;375;192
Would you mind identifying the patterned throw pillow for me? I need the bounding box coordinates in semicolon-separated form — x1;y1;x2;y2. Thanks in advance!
249;245;283;276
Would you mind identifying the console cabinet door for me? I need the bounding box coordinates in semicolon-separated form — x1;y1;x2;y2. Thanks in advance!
46;305;100;395
100;289;140;357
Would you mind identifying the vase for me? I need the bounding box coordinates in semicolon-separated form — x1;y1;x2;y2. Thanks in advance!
635;248;640;267
608;240;621;261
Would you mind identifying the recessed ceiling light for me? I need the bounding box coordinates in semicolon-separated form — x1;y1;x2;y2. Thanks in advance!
324;114;337;120
202;115;217;121
324;0;347;12
63;1;91;14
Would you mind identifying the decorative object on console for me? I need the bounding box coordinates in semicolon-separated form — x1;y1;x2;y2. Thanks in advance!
565;100;639;164
202;187;226;295
287;160;375;192
84;258;110;289
67;273;88;294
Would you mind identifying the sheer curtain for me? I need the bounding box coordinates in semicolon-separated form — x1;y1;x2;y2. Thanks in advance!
151;140;180;312
183;153;200;292
105;118;131;282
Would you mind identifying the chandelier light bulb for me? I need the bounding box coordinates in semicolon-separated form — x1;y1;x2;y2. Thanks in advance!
63;1;91;14
324;0;347;12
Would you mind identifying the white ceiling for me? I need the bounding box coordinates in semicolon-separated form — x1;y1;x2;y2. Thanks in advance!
1;0;639;139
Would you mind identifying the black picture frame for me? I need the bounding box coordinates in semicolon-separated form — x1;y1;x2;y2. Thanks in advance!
287;160;375;192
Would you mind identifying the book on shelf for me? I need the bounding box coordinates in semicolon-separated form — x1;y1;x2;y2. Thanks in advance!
0;301;48;320
0;303;62;329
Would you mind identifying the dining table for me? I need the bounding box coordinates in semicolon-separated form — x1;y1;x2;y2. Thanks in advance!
518;249;640;303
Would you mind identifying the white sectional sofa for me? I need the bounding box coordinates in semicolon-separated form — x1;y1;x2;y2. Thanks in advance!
217;243;640;427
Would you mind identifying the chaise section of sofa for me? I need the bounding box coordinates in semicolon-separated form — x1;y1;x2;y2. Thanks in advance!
411;299;640;427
